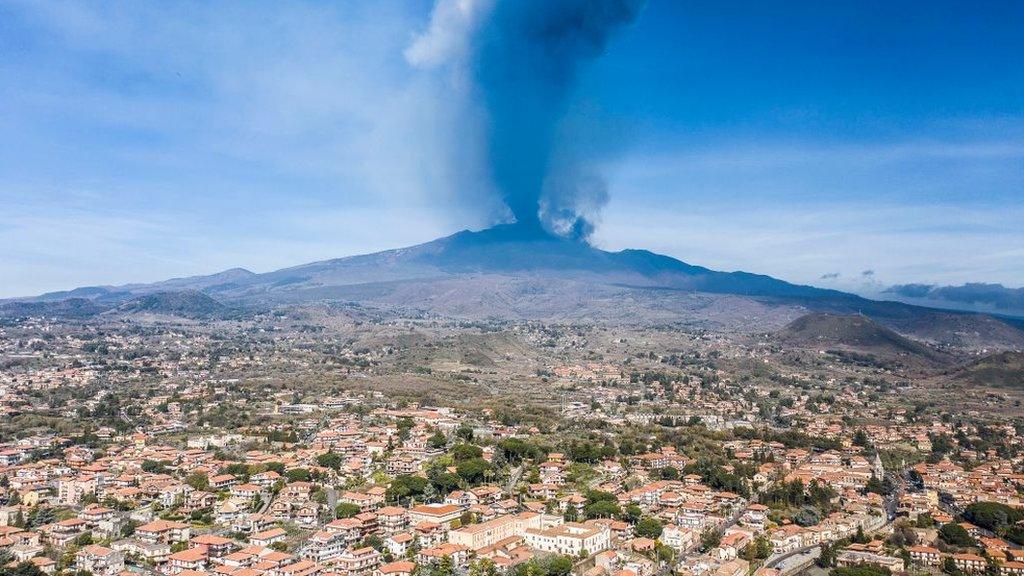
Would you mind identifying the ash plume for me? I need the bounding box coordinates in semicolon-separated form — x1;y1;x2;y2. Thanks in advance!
407;0;645;238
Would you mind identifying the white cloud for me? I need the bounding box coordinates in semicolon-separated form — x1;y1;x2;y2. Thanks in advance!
405;0;494;69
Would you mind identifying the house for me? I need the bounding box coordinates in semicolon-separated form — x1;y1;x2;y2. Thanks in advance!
909;545;942;566
136;520;191;544
836;550;905;572
111;539;171;564
191;534;236;557
252;471;282;488
276;559;321;576
251;527;288;547
185;491;218;512
524;522;611;557
418;543;471;567
281;481;314;501
302;530;347;564
295;503;322;527
166;547;209;574
209;474;238;489
75;545;125;576
448;512;543;551
1001;562;1024;576
57;475;97;506
216;500;244;524
953;553;987;573
769;525;804;554
24;556;57;575
342;491;380;512
44;518;89;546
230;483;263;501
409;503;462;527
661;525;695;552
716;559;750;576
377;560;416;576
80;505;116;527
386;532;415;557
742;504;769;527
335;546;382;575
378;506;409;534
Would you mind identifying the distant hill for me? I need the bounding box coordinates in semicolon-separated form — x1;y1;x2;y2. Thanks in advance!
777;313;955;368
0;298;109;320
115;290;235;319
4;224;1024;349
947;351;1024;388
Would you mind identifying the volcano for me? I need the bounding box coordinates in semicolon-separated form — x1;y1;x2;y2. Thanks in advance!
5;224;1024;348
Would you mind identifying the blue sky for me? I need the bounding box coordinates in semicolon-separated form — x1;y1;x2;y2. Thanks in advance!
1;0;1022;297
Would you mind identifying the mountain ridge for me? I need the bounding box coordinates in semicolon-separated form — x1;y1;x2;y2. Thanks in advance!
4;224;1023;349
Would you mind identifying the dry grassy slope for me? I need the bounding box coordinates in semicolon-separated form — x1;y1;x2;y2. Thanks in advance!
946;351;1024;388
776;313;957;368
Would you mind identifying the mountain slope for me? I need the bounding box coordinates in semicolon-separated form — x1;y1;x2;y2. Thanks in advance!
946;351;1024;388
5;224;1024;349
777;313;955;368
115;290;235;319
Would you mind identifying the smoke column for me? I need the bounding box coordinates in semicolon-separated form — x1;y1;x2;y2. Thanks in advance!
407;0;645;238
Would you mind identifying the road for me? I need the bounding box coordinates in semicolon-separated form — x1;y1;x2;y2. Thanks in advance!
765;546;821;574
505;465;523;495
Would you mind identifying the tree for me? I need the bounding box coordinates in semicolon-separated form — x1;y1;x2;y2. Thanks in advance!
963;502;1024;534
542;555;573;576
635;516;664;539
316;452;343;470
853;429;871;448
456;424;474;442
451;444;484;462
286;468;312;482
943;556;964;576
939;522;975;547
621;504;643;523
264;462;286;475
429;431;447;449
171;541;189;553
888;521;918;547
584;500;620;519
336;503;361;518
818;542;837;567
397;417;414;441
752;535;772;559
363;534;384;551
469;559;499;576
387;475;428;503
456;458;492;484
657;466;680;480
657;543;677;564
185;473;209;491
584;489;621;519
563;506;579;522
793;507;821;527
429;555;456;576
141;459;170;474
700;528;721;551
865;475;892;496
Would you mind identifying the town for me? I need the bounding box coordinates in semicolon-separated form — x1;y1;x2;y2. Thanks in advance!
1;308;1022;576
